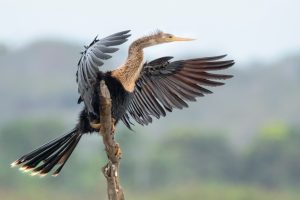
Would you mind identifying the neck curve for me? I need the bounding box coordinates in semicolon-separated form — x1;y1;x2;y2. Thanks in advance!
129;35;155;51
111;37;148;92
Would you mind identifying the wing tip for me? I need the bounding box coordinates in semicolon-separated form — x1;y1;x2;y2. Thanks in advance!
225;74;234;79
123;30;131;34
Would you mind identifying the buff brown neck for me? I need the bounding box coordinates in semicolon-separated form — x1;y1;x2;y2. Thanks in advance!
111;33;162;92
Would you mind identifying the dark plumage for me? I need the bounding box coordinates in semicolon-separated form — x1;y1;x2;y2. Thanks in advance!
77;30;131;116
122;55;234;127
11;30;234;177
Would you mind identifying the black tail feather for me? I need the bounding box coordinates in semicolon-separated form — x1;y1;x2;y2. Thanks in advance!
52;134;81;176
16;131;73;164
31;134;77;175
11;128;82;177
22;133;73;169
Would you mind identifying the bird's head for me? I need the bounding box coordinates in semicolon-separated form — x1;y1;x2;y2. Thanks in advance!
155;31;195;44
138;30;195;48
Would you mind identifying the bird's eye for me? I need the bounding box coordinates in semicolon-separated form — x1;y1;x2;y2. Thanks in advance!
168;35;173;38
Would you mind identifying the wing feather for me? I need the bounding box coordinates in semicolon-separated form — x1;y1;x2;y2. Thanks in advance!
76;30;131;114
121;55;234;128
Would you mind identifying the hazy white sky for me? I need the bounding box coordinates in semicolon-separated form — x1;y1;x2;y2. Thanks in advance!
0;0;299;64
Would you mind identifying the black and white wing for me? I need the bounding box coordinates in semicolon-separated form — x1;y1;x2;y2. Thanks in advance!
77;30;131;115
121;55;234;129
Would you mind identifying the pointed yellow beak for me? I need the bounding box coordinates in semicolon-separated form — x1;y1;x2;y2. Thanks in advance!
172;36;196;41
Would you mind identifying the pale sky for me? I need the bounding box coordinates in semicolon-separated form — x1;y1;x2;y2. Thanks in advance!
0;0;299;64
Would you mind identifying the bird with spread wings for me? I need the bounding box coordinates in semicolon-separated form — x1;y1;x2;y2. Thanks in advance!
11;30;234;177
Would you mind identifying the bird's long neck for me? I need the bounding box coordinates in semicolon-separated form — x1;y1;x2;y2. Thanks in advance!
111;36;154;92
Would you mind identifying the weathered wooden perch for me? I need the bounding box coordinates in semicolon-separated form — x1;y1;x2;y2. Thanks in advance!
99;80;125;200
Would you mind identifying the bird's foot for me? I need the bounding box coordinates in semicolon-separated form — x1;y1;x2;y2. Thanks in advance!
90;121;103;131
91;118;116;133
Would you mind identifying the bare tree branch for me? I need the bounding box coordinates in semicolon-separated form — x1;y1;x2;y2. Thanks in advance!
99;80;125;200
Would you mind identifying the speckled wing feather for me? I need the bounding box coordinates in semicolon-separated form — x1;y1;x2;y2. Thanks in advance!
121;55;234;128
77;30;131;115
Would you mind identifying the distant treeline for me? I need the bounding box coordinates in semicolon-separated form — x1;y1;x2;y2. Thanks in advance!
1;118;300;192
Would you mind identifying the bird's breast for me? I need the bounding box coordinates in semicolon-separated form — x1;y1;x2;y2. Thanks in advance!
97;72;133;122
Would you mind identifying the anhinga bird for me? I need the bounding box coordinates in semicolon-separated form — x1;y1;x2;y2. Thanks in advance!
11;30;234;177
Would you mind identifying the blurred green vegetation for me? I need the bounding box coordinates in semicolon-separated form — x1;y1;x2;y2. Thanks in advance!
1;118;300;199
1;22;300;200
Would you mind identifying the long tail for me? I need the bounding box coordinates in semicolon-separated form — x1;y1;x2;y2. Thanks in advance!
11;128;82;177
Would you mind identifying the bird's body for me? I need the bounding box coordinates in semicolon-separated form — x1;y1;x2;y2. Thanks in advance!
11;30;234;177
89;71;133;125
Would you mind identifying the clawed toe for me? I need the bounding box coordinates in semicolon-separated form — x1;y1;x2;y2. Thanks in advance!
90;121;102;130
91;118;116;133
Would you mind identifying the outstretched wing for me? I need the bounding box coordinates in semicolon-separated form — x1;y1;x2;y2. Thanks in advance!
77;30;131;115
121;55;234;129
